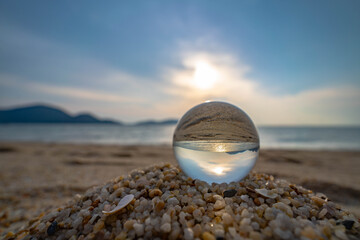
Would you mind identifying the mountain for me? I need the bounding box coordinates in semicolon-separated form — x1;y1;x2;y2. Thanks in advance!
135;119;178;126
0;105;119;124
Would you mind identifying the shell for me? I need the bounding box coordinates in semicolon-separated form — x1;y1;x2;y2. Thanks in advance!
102;194;134;215
255;188;278;199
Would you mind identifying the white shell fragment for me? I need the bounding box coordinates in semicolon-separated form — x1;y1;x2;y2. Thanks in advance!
255;188;278;199
102;194;134;215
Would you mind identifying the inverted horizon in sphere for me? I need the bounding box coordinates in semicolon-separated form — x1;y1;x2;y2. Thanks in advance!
173;101;260;183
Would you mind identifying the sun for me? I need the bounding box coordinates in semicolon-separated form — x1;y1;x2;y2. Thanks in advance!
212;167;224;175
193;61;219;90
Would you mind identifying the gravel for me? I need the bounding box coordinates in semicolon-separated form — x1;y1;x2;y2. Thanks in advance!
5;163;360;240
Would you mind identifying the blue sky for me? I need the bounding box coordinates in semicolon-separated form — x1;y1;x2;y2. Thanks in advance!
0;0;359;125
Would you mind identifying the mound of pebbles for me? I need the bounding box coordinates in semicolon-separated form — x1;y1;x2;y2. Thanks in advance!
8;163;359;240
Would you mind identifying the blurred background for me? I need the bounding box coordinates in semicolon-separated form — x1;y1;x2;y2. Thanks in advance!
0;0;359;149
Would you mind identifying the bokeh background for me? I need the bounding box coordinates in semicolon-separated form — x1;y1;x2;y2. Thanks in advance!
1;0;359;125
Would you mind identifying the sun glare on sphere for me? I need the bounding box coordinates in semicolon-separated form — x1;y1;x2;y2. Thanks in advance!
193;61;219;90
212;167;224;175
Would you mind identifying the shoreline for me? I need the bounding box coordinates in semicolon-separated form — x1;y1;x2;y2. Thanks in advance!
2;140;360;152
0;142;359;234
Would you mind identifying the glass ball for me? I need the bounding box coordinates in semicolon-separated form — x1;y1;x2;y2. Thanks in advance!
173;101;259;184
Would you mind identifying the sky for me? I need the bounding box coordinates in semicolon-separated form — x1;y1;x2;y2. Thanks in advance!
0;0;359;125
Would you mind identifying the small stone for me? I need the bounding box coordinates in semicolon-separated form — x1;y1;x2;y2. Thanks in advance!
311;196;326;207
249;231;263;240
319;208;327;218
222;213;233;225
47;221;57;236
170;226;181;239
342;220;355;230
301;226;318;239
184;205;196;214
264;208;276;221
202;232;216;240
241;209;250;218
124;220;135;230
93;220;104;232
4;232;14;238
149;189;162;198
273;202;293;218
65;229;77;238
193;224;202;237
335;229;348;240
193;209;202;221
254;198;261;206
155;200;165;212
184;228;194;240
223;189;237;198
160;223;171;233
162;213;171;224
289;198;303;207
167;197;180;205
133;223;144;236
115;231;127;240
214;200;226;210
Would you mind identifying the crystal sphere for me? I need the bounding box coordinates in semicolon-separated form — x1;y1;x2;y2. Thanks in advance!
173;101;259;184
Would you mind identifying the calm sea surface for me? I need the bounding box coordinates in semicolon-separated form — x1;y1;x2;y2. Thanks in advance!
0;124;359;150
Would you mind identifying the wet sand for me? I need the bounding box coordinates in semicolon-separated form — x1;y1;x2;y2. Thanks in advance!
0;142;359;234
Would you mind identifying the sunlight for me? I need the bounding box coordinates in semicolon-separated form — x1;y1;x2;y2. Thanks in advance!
193;61;219;90
215;144;226;152
212;167;224;175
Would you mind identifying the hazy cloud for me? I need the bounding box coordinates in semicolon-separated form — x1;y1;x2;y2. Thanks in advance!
0;27;359;124
161;49;360;125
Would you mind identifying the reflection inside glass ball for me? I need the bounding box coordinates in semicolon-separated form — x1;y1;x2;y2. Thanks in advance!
173;101;259;184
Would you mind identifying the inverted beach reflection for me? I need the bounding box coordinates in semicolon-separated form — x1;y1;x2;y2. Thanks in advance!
173;141;259;184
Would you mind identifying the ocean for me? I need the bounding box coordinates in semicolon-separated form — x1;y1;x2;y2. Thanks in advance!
0;124;359;150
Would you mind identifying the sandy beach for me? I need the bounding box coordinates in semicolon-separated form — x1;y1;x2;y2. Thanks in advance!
0;142;359;235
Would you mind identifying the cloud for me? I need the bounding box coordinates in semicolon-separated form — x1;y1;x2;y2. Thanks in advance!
160;49;360;125
0;27;169;120
0;74;142;103
1;26;359;124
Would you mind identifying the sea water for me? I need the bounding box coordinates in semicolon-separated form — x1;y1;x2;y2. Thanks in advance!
173;101;260;184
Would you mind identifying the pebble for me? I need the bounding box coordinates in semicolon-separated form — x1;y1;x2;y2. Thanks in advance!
342;220;355;230
202;231;216;240
149;189;162;198
249;231;263;240
167;197;180;205
155;200;165;212
222;213;233;225
160;222;171;233
8;164;360;240
184;227;194;240
47;221;57;236
223;189;237;198
193;224;202;237
214;200;226;210
93;220;104;232
319;208;327;218
124;219;135;230
273;202;293;218
193;208;202;221
311;196;326;207
133;223;144;236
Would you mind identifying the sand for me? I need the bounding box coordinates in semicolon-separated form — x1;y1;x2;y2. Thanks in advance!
0;142;359;236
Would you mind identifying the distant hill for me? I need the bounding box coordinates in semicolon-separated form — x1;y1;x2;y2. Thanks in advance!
135;119;178;126
0;105;119;124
